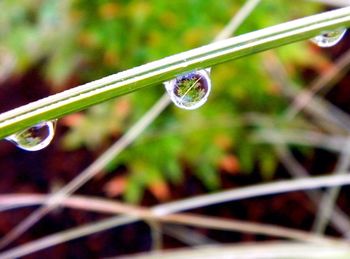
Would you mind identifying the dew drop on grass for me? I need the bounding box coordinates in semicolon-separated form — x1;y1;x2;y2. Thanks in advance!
6;121;56;151
311;28;347;48
164;69;211;110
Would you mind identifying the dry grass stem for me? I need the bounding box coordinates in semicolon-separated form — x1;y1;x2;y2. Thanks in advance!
275;145;350;237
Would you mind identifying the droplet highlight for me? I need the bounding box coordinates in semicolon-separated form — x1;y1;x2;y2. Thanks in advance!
164;69;211;110
311;28;347;48
6;121;56;151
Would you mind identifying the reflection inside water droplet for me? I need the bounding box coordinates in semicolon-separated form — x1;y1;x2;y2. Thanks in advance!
6;121;56;151
311;28;347;48
164;69;211;110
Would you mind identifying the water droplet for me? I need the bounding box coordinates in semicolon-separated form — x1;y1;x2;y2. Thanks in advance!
164;69;211;110
6;121;56;151
311;28;347;48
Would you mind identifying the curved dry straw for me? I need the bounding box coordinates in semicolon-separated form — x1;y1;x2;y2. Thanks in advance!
2;173;350;258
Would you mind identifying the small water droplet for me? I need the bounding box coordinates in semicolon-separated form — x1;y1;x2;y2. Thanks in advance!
311;28;347;48
6;121;56;151
164;69;211;110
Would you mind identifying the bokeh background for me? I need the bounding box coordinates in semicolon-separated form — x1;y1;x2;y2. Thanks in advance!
1;0;350;258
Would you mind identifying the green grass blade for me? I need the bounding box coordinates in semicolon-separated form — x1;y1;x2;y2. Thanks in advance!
1;6;350;139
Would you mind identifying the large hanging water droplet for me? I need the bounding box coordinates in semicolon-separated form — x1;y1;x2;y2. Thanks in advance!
6;121;56;151
311;28;347;48
164;69;211;110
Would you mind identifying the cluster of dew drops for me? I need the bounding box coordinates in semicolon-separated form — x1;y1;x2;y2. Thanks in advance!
5;28;347;151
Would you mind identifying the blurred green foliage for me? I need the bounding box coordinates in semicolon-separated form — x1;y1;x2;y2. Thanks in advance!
1;0;326;202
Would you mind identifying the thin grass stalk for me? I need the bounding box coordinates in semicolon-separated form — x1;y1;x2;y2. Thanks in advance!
107;242;350;259
3;173;350;259
312;138;350;233
1;7;350;138
275;145;350;237
3;195;333;250
263;52;350;134
308;0;350;7
152;173;350;216
286;48;350;118
252;128;347;152
162;225;217;246
0;215;341;259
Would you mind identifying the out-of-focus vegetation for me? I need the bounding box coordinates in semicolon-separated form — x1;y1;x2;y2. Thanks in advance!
1;0;328;202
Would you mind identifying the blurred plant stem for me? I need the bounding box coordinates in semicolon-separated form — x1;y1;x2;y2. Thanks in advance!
147;220;162;252
3;172;350;258
107;242;350;259
1;6;350;138
312;138;350;234
213;0;261;42
253;128;347;152
286;48;350;119
3;173;350;218
308;0;350;7
275;145;350;237
263;52;350;134
162;225;217;246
